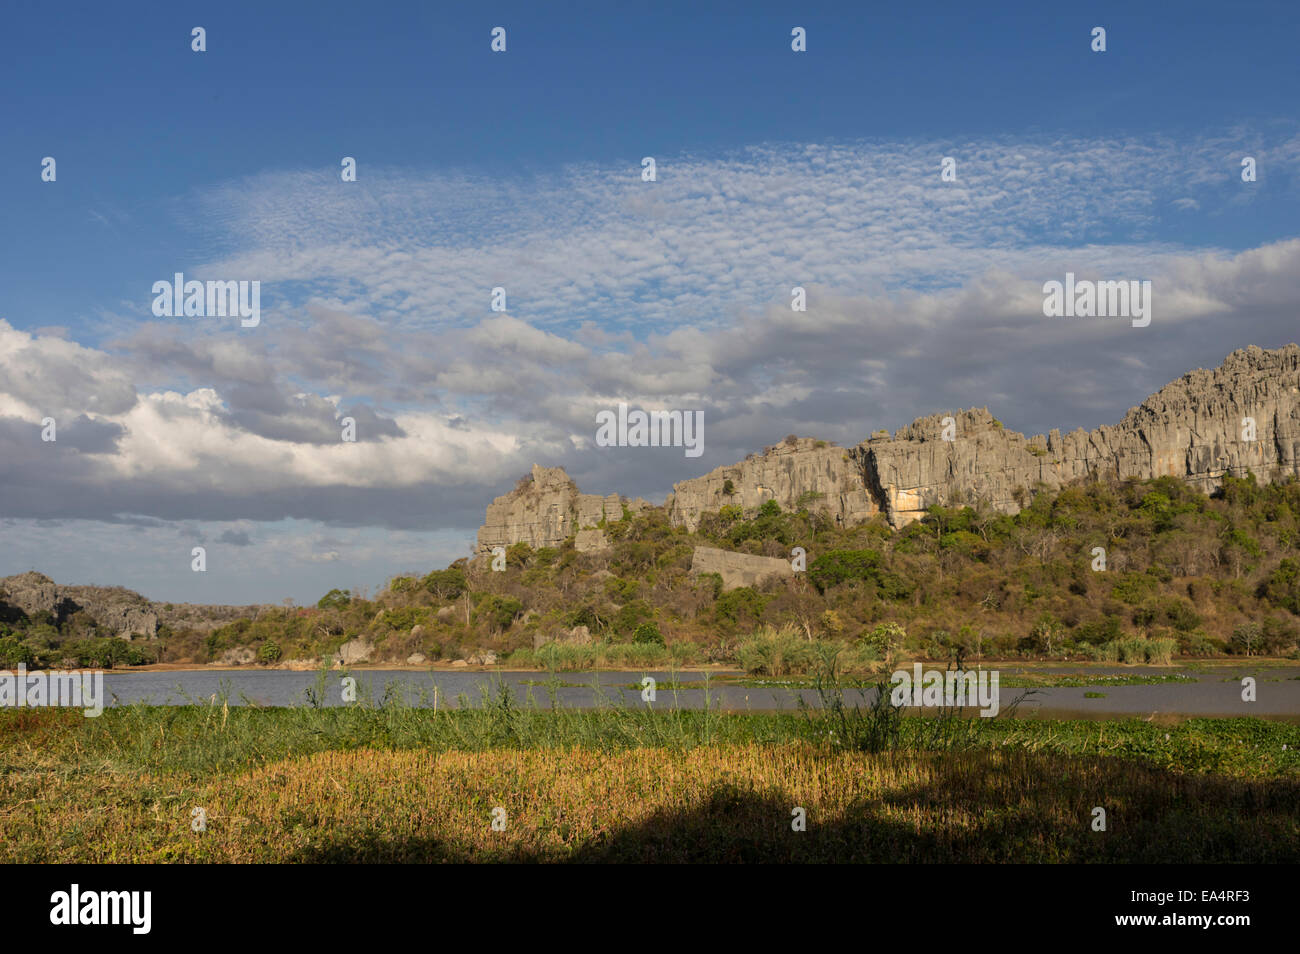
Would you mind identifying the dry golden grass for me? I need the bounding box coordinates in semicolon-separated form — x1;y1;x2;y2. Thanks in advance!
4;742;1296;862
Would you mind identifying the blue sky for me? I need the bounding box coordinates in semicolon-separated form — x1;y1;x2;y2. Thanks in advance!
1;0;1299;604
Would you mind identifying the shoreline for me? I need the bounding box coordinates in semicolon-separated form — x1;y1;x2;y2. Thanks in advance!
11;658;1296;675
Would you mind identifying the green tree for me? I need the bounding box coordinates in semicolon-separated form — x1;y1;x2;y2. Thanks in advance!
316;589;351;611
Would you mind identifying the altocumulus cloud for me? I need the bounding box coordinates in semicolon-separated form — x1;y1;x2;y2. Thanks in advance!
2;131;1300;602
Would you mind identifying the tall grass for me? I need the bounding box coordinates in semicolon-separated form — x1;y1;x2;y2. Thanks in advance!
3;739;1297;863
1087;637;1178;665
505;641;695;670
736;624;880;676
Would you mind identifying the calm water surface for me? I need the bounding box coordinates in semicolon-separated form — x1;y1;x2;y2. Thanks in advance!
86;667;1300;719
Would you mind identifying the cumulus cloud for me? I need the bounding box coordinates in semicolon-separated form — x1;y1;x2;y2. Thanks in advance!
2;132;1299;541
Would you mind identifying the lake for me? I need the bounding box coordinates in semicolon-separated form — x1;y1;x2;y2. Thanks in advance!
75;665;1300;720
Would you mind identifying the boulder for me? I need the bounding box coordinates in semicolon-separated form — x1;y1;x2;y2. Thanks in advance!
333;638;374;666
533;624;592;650
406;653;428;665
217;647;256;666
690;546;794;591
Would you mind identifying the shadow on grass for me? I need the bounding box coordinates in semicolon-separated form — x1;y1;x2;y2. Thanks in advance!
287;764;1300;864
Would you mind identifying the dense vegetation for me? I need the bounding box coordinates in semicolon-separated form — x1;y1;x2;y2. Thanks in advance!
5;473;1300;671
0;607;159;669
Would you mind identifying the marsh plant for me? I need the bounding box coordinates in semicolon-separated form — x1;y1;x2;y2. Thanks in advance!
800;650;1038;753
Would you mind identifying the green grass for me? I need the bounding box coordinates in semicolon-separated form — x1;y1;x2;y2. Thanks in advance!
2;679;1297;863
2;682;1296;780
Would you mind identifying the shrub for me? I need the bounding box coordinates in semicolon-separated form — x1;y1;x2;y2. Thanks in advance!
859;622;906;663
613;600;654;637
1261;616;1300;655
714;587;768;627
1075;615;1124;645
316;589;351;611
473;595;523;631
604;577;639;602
0;636;34;667
1111;573;1157;604
632;622;665;646
422;569;467;600
1230;622;1262;656
736;625;818;676
1259;558;1300;614
697;572;723;600
807;549;882;592
1162;599;1202;633
819;609;845;638
258;640;282;663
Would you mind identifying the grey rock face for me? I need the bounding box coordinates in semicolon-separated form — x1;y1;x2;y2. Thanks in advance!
574;529;611;552
155;603;279;634
476;464;633;552
532;624;593;650
0;571;158;638
333;638;374;666
476;346;1300;539
856;344;1300;526
666;437;876;532
690;546;794;591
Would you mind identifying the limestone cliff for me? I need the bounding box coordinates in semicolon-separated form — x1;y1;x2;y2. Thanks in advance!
0;570;281;638
476;464;648;552
477;345;1300;541
0;571;158;638
856;344;1300;525
665;436;877;531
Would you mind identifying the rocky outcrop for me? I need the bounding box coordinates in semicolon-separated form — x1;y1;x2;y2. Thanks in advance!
853;408;1053;526
0;571;158;638
690;546;794;591
574;529;611;552
855;344;1300;526
476;464;646;552
477;346;1300;538
666;436;877;531
533;624;594;650
0;571;284;639
332;637;374;666
154;603;279;634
